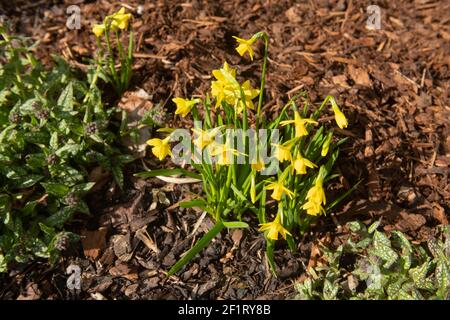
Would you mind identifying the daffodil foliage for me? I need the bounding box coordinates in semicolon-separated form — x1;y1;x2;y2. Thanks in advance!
139;31;356;275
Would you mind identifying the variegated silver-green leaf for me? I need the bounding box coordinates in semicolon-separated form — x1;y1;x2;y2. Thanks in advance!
409;261;435;290
356;237;372;249
308;266;319;280
386;279;403;298
427;239;441;259
294;281;314;300
368;219;382;234
373;230;391;247
410;287;424;300
392;230;412;271
370;231;398;268
397;288;414;300
347;221;365;233
323;279;338;300
435;259;449;299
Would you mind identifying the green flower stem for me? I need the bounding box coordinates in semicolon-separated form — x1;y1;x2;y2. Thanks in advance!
104;28;119;90
83;64;102;123
126;31;134;89
256;32;269;129
115;30;125;93
95;37;104;60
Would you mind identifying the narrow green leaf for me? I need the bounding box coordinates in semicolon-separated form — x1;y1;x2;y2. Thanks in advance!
135;168;201;180
222;221;249;228
167;221;225;276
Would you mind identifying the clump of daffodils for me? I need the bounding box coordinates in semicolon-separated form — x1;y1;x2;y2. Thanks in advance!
142;31;353;275
92;7;134;95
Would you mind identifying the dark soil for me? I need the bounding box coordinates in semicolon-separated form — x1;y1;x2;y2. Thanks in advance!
0;0;448;300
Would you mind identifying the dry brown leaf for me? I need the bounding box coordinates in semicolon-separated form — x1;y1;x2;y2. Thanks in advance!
395;212;427;232
431;202;448;225
348;65;372;87
81;227;108;260
332;74;351;89
135;226;160;253
16;283;41;300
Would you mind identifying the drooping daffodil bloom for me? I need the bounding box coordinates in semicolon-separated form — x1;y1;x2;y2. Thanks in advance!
301;176;327;216
210;61;259;113
330;101;348;129
147;136;172;161
251;157;266;172
280;111;318;138
258;211;291;240
172;97;200;118
265;179;294;201
106;7;132;31
302;200;326;216
209;142;241;166
211;62;239;107
235;80;259;113
191;127;223;150
306;179;326;206
321;133;333;157
273;143;292;163
292;154;317;175
233;34;259;60
92;24;106;37
212;61;237;84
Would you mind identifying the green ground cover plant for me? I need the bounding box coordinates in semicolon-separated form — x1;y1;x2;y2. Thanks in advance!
0;17;134;271
295;221;449;300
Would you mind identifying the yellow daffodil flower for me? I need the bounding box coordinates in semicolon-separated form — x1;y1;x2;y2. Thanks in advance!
302;200;326;216
251;157;266;171
211;62;239;107
212;61;237;83
209;143;240;166
273;143;292;162
172;97;200;117
331;103;348;129
106;7;132;31
301;175;327;216
280;111;318;138
235;80;259;113
258;213;291;240
210;62;259;113
233;34;258;60
306;179;326;205
192;127;222;150
92;24;105;37
292;154;317;175
266;179;294;201
147;136;172;161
